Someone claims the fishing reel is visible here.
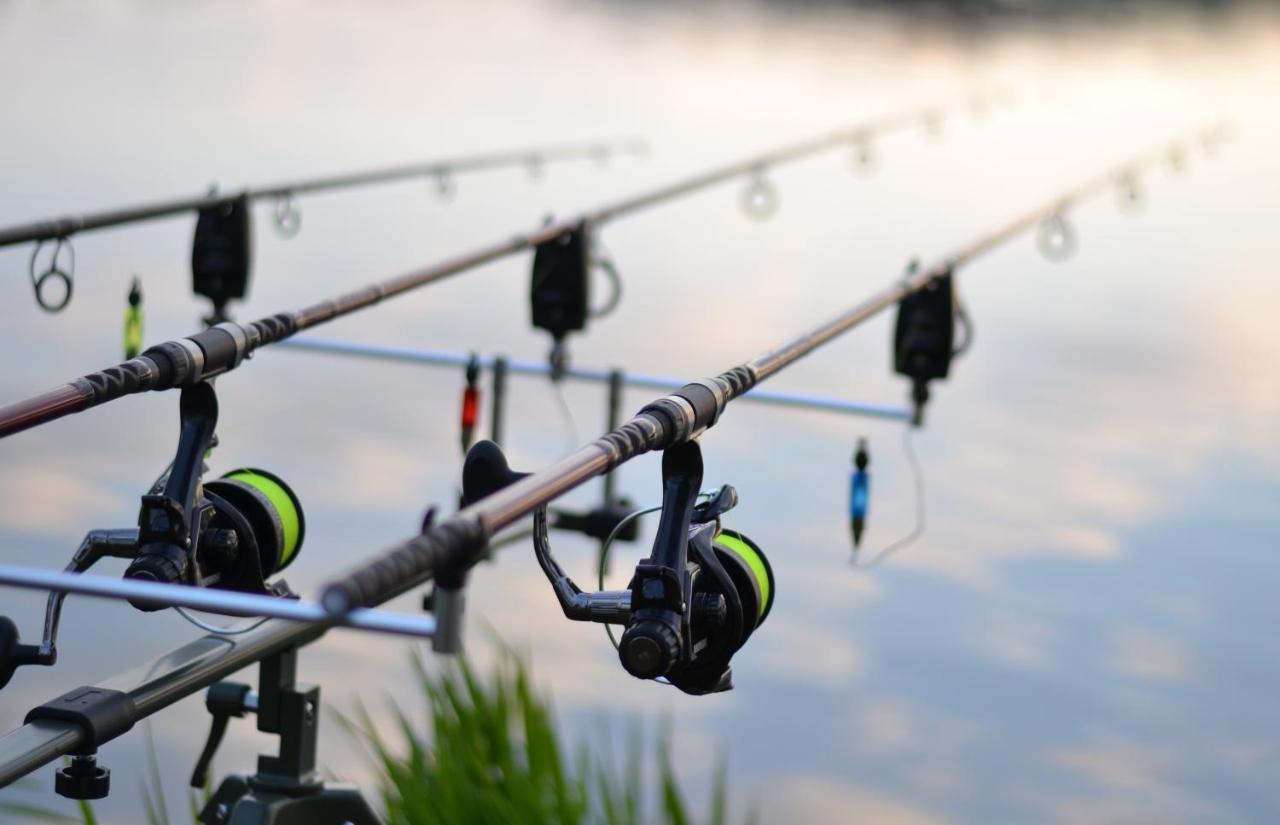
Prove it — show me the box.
[462,439,774,696]
[121,381,304,603]
[0,381,304,688]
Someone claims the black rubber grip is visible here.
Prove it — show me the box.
[713,365,756,398]
[320,518,486,612]
[78,359,161,404]
[673,382,720,429]
[141,341,197,389]
[248,313,297,349]
[636,399,684,444]
[188,327,238,374]
[595,414,666,470]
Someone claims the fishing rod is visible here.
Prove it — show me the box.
[0,98,992,441]
[526,98,996,374]
[277,336,913,422]
[4,137,646,316]
[312,123,1227,668]
[0,124,1224,814]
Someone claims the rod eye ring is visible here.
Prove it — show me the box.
[29,238,75,313]
[433,169,457,202]
[1036,213,1076,262]
[1115,174,1144,213]
[851,138,876,173]
[272,192,302,238]
[739,173,779,221]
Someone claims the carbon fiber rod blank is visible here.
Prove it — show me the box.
[0,138,646,248]
[317,126,1222,615]
[0,98,989,439]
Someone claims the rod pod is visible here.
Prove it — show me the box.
[194,648,381,825]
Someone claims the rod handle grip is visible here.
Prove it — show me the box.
[319,518,486,614]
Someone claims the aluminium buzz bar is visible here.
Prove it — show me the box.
[277,336,912,422]
[0,565,438,640]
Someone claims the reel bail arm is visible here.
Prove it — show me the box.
[461,441,633,625]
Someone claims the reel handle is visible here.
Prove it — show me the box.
[0,616,42,690]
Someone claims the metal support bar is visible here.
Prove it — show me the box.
[491,356,508,445]
[603,368,624,509]
[0,566,437,640]
[275,338,912,422]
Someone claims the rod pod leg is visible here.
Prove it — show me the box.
[197,648,381,825]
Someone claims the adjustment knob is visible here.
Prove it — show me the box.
[123,550,187,611]
[619,619,680,680]
[55,754,110,800]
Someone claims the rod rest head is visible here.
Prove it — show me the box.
[461,441,529,507]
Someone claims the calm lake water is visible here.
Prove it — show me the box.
[1,1,1278,822]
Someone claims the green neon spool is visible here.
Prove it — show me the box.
[219,468,305,572]
[713,529,775,625]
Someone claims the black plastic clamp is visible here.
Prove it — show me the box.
[24,685,138,753]
[25,685,138,800]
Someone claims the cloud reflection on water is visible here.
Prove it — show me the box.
[0,1,1277,823]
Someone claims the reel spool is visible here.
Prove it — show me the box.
[124,467,305,602]
[202,468,306,590]
[714,529,775,634]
